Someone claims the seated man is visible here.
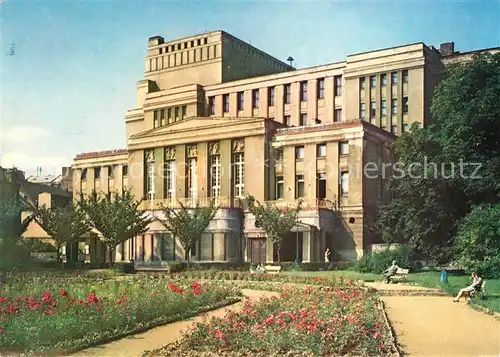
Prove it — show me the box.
[381,260,399,283]
[453,272,483,302]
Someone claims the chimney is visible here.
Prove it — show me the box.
[439,42,455,57]
[148,35,164,48]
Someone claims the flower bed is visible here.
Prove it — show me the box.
[146,285,395,356]
[0,276,241,355]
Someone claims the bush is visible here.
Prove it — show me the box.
[0,239,30,270]
[113,262,135,274]
[354,245,412,274]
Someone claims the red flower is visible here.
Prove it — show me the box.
[59,290,68,297]
[0,298,7,304]
[214,329,224,340]
[0,328,6,334]
[8,305,19,314]
[374,332,381,339]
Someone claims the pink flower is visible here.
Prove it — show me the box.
[0,298,7,304]
[374,332,381,339]
[215,329,224,340]
[0,328,6,334]
[59,290,68,297]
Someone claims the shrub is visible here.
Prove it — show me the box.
[354,245,411,274]
[0,239,30,270]
[113,262,135,274]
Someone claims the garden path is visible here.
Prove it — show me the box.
[72,289,278,357]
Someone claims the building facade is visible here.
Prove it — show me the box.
[72,31,498,264]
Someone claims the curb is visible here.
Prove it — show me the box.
[379,299,403,357]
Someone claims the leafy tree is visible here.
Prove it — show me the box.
[33,203,91,264]
[79,190,152,267]
[0,180,32,242]
[245,195,302,264]
[454,203,500,278]
[161,199,219,266]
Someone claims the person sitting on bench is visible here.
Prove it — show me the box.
[381,260,399,283]
[453,272,483,302]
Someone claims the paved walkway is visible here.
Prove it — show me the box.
[72,289,278,357]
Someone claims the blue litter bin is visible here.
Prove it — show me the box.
[441,269,448,283]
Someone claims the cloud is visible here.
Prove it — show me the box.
[1,151,71,174]
[0,125,51,144]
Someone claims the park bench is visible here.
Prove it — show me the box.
[264,265,282,275]
[467,280,487,302]
[389,268,410,283]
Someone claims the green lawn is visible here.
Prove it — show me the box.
[283,270,499,314]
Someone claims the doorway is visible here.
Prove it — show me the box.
[248,238,266,264]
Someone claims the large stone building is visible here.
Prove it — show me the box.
[72,31,499,265]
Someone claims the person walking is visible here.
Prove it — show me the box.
[324,248,331,263]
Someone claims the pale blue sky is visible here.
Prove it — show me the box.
[1,0,499,174]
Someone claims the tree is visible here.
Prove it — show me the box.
[245,195,301,264]
[79,190,152,267]
[33,203,91,264]
[0,179,32,242]
[161,199,219,266]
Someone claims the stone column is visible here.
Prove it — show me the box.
[175,144,186,199]
[220,139,232,198]
[154,147,164,200]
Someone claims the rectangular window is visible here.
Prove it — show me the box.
[317,173,327,200]
[295,174,305,198]
[391,125,398,135]
[164,160,176,199]
[370,101,376,118]
[233,153,245,197]
[360,103,366,120]
[237,92,244,111]
[94,167,101,180]
[299,113,307,126]
[284,115,291,126]
[317,143,326,157]
[391,99,397,115]
[275,176,284,200]
[403,96,409,114]
[381,100,387,117]
[360,77,366,89]
[167,108,172,122]
[145,163,155,199]
[284,84,291,104]
[210,155,221,198]
[160,109,166,126]
[335,76,343,96]
[153,110,159,128]
[403,70,409,83]
[340,171,349,196]
[268,87,275,106]
[252,89,260,109]
[339,141,349,155]
[122,165,128,176]
[370,75,376,88]
[223,94,229,113]
[300,81,308,101]
[391,72,398,85]
[175,107,179,119]
[108,166,114,178]
[182,105,187,118]
[402,123,409,133]
[295,146,304,160]
[317,78,325,99]
[209,96,215,115]
[334,108,342,122]
[381,74,387,87]
[275,148,284,163]
[187,158,197,200]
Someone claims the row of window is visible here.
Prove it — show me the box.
[275,171,349,200]
[208,76,343,115]
[158,37,208,54]
[81,165,128,181]
[360,97,408,120]
[153,105,188,128]
[283,141,349,161]
[359,70,409,89]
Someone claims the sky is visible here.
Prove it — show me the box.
[1,0,499,176]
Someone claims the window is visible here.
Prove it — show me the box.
[94,167,101,180]
[268,87,275,106]
[317,78,325,99]
[233,153,245,197]
[237,92,244,111]
[175,107,179,119]
[295,146,304,160]
[339,141,349,155]
[381,100,387,117]
[403,70,409,83]
[340,171,349,196]
[187,158,197,200]
[275,176,284,200]
[275,148,284,163]
[81,168,87,180]
[284,115,291,126]
[317,173,327,200]
[182,105,187,118]
[209,96,215,115]
[300,81,308,101]
[108,166,114,178]
[160,109,166,126]
[360,103,366,120]
[153,110,159,128]
[295,174,305,198]
[403,97,409,114]
[210,155,221,197]
[164,160,176,199]
[122,165,128,176]
[284,84,291,104]
[334,108,342,122]
[402,123,409,133]
[391,72,398,85]
[167,108,172,122]
[381,74,387,87]
[391,125,398,135]
[223,94,229,113]
[360,77,366,90]
[335,76,343,96]
[370,101,376,118]
[391,99,397,115]
[146,162,155,200]
[252,89,259,109]
[317,143,326,157]
[370,75,376,88]
[299,113,307,126]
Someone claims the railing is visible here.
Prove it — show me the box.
[263,198,339,210]
[138,196,244,211]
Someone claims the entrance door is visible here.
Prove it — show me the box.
[249,238,266,264]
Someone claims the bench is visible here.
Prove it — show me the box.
[389,268,410,283]
[264,265,282,274]
[467,281,487,302]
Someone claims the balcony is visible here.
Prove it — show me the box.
[138,196,244,211]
